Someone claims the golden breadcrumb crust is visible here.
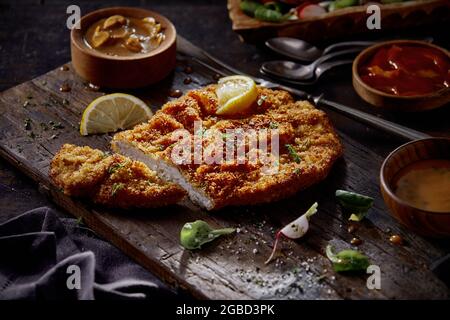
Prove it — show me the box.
[50,144,185,208]
[113,86,343,209]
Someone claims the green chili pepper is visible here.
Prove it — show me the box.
[254,6,284,22]
[335,190,373,221]
[334,0,359,9]
[326,245,370,272]
[263,1,283,13]
[240,0,291,22]
[381,0,404,4]
[180,220,235,250]
[240,1,264,17]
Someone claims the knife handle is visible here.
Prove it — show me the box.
[317,98,431,141]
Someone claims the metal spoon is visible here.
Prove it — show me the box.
[260,59,353,85]
[261,48,360,81]
[266,37,374,62]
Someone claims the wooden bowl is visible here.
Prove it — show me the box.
[380,137,450,237]
[71,7,176,89]
[352,40,450,112]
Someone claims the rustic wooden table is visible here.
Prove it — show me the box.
[0,0,449,299]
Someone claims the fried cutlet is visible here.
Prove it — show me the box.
[112,86,343,210]
[50,144,186,208]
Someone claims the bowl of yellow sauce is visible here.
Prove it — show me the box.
[380,138,450,237]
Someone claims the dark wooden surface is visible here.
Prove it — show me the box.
[0,0,449,299]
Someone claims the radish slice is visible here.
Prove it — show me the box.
[265,202,318,264]
[298,4,327,19]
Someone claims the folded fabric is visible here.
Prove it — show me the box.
[431,253,450,288]
[0,207,175,300]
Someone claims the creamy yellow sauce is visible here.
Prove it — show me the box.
[394,159,450,213]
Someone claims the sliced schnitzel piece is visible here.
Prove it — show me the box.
[112,86,343,210]
[50,144,185,208]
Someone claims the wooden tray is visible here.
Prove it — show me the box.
[228,0,450,43]
[0,48,448,299]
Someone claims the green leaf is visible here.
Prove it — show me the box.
[326,245,370,272]
[335,190,373,221]
[180,220,235,250]
[111,183,124,196]
[285,144,301,163]
[108,162,127,174]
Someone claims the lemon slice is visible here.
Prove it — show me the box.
[80,93,152,136]
[216,75,258,115]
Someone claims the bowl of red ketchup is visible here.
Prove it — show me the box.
[353,40,450,112]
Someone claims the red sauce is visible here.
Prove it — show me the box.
[359,44,450,96]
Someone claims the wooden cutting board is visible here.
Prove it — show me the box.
[0,51,448,299]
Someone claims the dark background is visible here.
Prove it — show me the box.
[0,1,448,222]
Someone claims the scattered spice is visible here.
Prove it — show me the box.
[347,224,358,234]
[389,234,403,245]
[183,77,192,85]
[49,134,58,140]
[169,89,182,98]
[285,144,301,163]
[59,83,71,92]
[183,66,193,74]
[24,118,31,130]
[62,99,69,106]
[85,83,100,92]
[350,237,362,246]
[40,122,49,130]
[51,122,64,130]
[23,100,30,107]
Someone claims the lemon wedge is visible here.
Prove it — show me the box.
[216,75,258,115]
[80,93,152,136]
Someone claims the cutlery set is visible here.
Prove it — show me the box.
[262,37,433,84]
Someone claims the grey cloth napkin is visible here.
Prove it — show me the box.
[0,207,174,300]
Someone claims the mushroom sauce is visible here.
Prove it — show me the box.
[84,15,165,56]
[393,159,450,213]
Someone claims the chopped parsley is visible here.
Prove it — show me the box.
[285,144,301,163]
[257,95,267,106]
[108,162,127,174]
[24,118,31,130]
[269,122,278,129]
[51,122,64,130]
[111,183,124,196]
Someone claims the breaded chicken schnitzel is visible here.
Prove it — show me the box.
[112,86,343,210]
[50,144,185,208]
